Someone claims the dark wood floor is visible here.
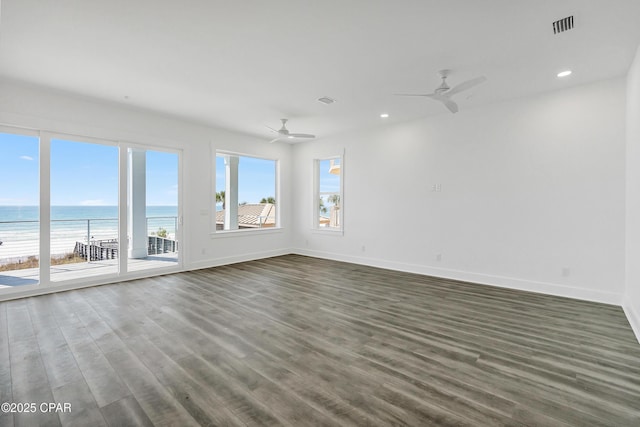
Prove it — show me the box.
[1,254,640,426]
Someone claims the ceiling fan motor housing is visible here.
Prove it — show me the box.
[435,73,450,94]
[279,118,289,133]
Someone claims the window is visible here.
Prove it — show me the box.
[50,138,119,281]
[1,125,182,295]
[128,148,180,273]
[315,157,342,231]
[0,130,40,287]
[215,153,277,231]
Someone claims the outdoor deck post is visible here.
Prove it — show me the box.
[86,219,91,261]
[128,148,147,258]
[224,155,239,230]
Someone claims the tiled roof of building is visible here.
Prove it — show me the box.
[216,203,276,228]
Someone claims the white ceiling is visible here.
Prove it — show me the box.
[1,1,640,142]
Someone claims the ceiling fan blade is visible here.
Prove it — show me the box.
[394,93,435,97]
[446,76,487,96]
[288,133,315,138]
[265,125,279,133]
[441,98,459,113]
[427,93,458,113]
[269,137,283,143]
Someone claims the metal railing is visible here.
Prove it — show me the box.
[146,216,179,238]
[0,216,178,265]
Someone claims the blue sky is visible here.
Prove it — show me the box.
[1,132,178,206]
[216,155,276,205]
[50,139,119,206]
[144,150,178,206]
[0,133,39,205]
[319,158,340,194]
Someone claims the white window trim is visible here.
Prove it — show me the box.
[209,227,284,238]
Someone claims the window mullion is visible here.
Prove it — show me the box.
[39,132,51,285]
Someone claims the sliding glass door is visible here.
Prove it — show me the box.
[127,148,180,273]
[0,130,40,289]
[0,126,182,296]
[50,138,119,282]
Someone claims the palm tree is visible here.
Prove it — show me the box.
[327,194,340,208]
[216,191,225,209]
[319,198,328,214]
[260,196,276,204]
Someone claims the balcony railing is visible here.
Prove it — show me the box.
[0,216,178,266]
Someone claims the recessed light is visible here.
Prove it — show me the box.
[557,70,572,78]
[380,113,389,118]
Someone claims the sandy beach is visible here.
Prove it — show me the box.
[0,235,82,264]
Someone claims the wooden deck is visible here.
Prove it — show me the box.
[1,254,639,426]
[0,254,178,289]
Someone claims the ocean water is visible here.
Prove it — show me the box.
[0,206,178,261]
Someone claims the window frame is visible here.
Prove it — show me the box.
[213,150,281,235]
[313,154,344,234]
[0,125,42,291]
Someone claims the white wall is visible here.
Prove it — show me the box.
[0,74,633,315]
[625,46,640,340]
[293,78,627,304]
[0,78,292,297]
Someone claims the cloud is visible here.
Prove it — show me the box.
[0,198,31,204]
[20,155,34,161]
[80,199,106,206]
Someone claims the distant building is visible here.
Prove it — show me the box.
[216,203,276,230]
[319,205,340,228]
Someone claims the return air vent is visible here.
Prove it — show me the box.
[553,16,574,34]
[317,96,336,105]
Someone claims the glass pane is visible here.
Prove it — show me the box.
[216,154,276,230]
[50,139,119,281]
[128,149,179,272]
[239,156,276,228]
[215,155,226,229]
[318,158,341,229]
[0,132,40,288]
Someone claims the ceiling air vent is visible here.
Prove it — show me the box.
[317,96,336,105]
[553,16,574,34]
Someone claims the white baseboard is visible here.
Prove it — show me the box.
[623,302,640,344]
[186,248,291,271]
[292,248,623,306]
[1,247,628,316]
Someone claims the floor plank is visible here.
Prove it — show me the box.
[1,254,639,426]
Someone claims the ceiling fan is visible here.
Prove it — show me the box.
[266,118,316,143]
[395,70,487,113]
